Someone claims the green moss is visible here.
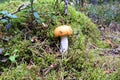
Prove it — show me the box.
[0,64,41,80]
[0,0,119,80]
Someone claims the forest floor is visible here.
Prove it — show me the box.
[0,0,120,80]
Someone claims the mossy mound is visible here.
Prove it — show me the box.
[0,0,119,80]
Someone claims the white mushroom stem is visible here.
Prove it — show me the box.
[60,36,68,53]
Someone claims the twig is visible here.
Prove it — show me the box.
[64,0,68,15]
[12,4,29,15]
[0,4,29,20]
[43,64,58,76]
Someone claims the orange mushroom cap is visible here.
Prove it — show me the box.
[54,25,73,37]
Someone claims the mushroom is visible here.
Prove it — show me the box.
[54,25,73,53]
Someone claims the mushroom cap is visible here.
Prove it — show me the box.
[54,25,73,37]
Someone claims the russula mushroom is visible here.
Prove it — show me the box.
[54,25,73,53]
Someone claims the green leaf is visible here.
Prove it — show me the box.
[0,19,8,23]
[0,11,9,15]
[33,12,40,19]
[4,52,10,56]
[13,49,18,53]
[36,19,41,24]
[9,56,16,62]
[6,14,18,18]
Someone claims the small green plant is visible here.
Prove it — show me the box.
[0,11,17,23]
[0,11,18,30]
[29,0,41,24]
[4,49,19,63]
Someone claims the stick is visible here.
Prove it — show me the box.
[43,64,58,76]
[64,0,68,15]
[0,4,29,20]
[12,4,29,15]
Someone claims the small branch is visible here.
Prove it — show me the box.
[0,4,29,20]
[43,64,58,76]
[12,4,29,15]
[64,0,68,15]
